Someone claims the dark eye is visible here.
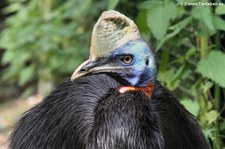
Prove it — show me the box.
[120,55,133,64]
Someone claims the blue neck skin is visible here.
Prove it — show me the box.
[110,39,156,87]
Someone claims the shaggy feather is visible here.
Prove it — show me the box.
[9,74,210,149]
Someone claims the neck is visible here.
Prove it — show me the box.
[117,82,154,97]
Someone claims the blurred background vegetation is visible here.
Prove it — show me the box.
[0,0,225,148]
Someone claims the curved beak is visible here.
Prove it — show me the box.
[70,59,91,81]
[70,59,127,81]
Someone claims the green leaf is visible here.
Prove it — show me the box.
[137,10,149,33]
[169,17,192,31]
[171,47,196,64]
[204,127,216,141]
[191,6,214,31]
[196,22,216,37]
[159,69,180,90]
[137,10,152,41]
[205,110,219,124]
[171,63,187,84]
[220,120,225,131]
[147,1,176,40]
[156,17,192,50]
[180,99,200,117]
[3,2,23,14]
[107,0,119,10]
[2,50,15,64]
[213,15,225,31]
[202,81,213,93]
[138,1,159,10]
[197,51,225,88]
[0,0,108,85]
[18,65,36,86]
[215,5,225,15]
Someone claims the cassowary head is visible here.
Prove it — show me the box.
[71,10,156,87]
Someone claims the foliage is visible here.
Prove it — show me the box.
[137,0,225,148]
[197,51,225,88]
[0,0,225,148]
[0,0,107,85]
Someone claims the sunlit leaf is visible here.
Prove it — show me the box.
[204,127,216,141]
[169,17,192,31]
[159,69,180,90]
[181,99,200,117]
[2,50,14,64]
[213,15,225,31]
[147,1,176,40]
[202,81,213,93]
[138,1,159,10]
[156,17,192,50]
[3,2,23,14]
[215,5,225,15]
[107,0,119,10]
[205,110,219,124]
[191,6,214,31]
[19,65,36,86]
[197,51,225,88]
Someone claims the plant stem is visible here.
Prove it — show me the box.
[200,37,208,59]
[159,49,169,73]
[198,35,209,125]
[214,84,221,149]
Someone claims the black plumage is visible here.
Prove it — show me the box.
[10,74,210,149]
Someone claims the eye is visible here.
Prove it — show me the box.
[120,55,133,64]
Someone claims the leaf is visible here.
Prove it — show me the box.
[197,51,225,88]
[107,0,119,10]
[171,47,196,64]
[156,17,192,50]
[159,69,180,90]
[204,127,216,141]
[138,1,159,10]
[18,65,36,86]
[220,120,225,131]
[196,22,216,37]
[171,63,187,85]
[205,110,219,124]
[2,50,15,64]
[202,81,213,93]
[168,17,192,31]
[213,15,225,31]
[180,99,200,117]
[3,2,23,14]
[137,10,149,33]
[147,1,176,40]
[191,6,214,31]
[215,5,225,15]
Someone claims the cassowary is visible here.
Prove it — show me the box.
[9,10,211,149]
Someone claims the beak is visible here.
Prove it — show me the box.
[70,59,127,81]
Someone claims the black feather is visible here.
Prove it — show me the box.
[9,74,211,149]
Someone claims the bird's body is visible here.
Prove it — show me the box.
[10,74,210,149]
[9,10,211,149]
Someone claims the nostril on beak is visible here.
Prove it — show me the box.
[80,68,88,72]
[145,59,149,66]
